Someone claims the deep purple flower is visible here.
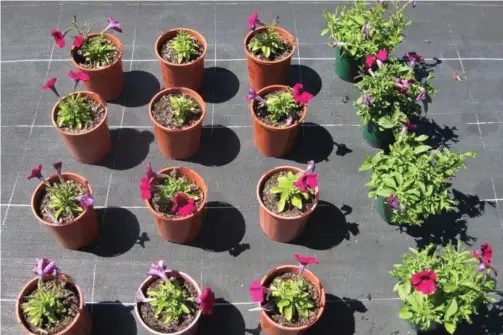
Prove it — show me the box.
[53,161,64,183]
[75,194,94,210]
[403,52,424,67]
[416,88,426,101]
[295,172,318,193]
[104,16,122,33]
[395,78,412,94]
[386,195,400,209]
[147,260,168,282]
[402,120,418,131]
[33,258,59,280]
[245,88,264,103]
[27,165,44,181]
[362,23,370,39]
[362,94,373,105]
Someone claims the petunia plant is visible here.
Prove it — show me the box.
[354,54,436,133]
[247,12,286,60]
[140,164,200,218]
[169,30,201,64]
[167,95,200,125]
[321,0,412,59]
[359,130,475,226]
[51,16,122,68]
[390,242,497,334]
[28,162,93,224]
[247,84,313,126]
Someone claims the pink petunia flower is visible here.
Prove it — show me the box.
[171,193,197,217]
[249,280,266,303]
[411,270,437,295]
[292,83,313,105]
[295,172,318,193]
[140,177,152,200]
[473,243,498,276]
[51,29,65,48]
[73,35,85,48]
[199,288,216,315]
[248,11,261,30]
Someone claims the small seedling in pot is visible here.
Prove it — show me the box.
[151,93,202,129]
[247,12,292,61]
[166,30,201,64]
[27,162,93,224]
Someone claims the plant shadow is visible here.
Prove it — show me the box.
[81,207,144,257]
[401,189,493,250]
[113,70,161,107]
[414,57,442,83]
[90,301,137,335]
[202,67,240,103]
[198,298,246,335]
[187,202,246,253]
[283,123,334,163]
[287,65,323,98]
[291,202,359,250]
[410,115,459,149]
[454,292,503,335]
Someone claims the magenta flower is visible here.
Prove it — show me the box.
[248,11,261,30]
[33,258,59,280]
[249,280,267,303]
[365,55,376,69]
[145,163,157,179]
[41,77,59,97]
[140,177,152,200]
[292,83,313,105]
[294,253,319,273]
[245,87,264,103]
[386,195,400,209]
[68,70,89,90]
[104,16,122,33]
[362,94,373,105]
[402,121,418,131]
[411,270,437,295]
[361,23,370,39]
[395,78,412,94]
[53,161,64,183]
[147,260,168,282]
[416,88,426,101]
[171,193,196,217]
[75,194,94,211]
[473,243,498,276]
[376,49,388,63]
[73,35,84,48]
[403,52,424,67]
[198,288,216,315]
[27,165,44,181]
[51,29,66,48]
[295,169,318,193]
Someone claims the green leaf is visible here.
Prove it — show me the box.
[414,145,431,154]
[399,307,412,319]
[269,186,283,194]
[291,195,303,209]
[277,300,290,308]
[284,305,293,321]
[277,192,287,212]
[383,177,397,189]
[415,135,428,142]
[445,322,456,334]
[445,299,458,319]
[375,188,394,197]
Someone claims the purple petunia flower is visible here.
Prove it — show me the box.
[362,94,373,105]
[75,194,94,210]
[245,88,264,103]
[104,17,122,33]
[386,195,400,209]
[33,258,59,280]
[147,260,168,282]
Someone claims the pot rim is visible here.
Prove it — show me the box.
[51,90,108,136]
[250,85,307,131]
[256,166,319,221]
[70,32,123,71]
[144,166,208,222]
[148,87,206,133]
[30,172,93,227]
[16,273,86,335]
[134,270,202,335]
[154,28,208,67]
[244,26,296,64]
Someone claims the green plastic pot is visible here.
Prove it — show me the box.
[361,121,395,150]
[334,47,363,83]
[376,197,395,225]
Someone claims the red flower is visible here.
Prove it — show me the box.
[365,55,376,68]
[295,172,318,192]
[171,193,196,217]
[411,270,437,295]
[27,165,43,180]
[473,243,497,276]
[249,280,266,303]
[140,177,152,200]
[41,77,57,90]
[199,288,216,315]
[51,29,65,48]
[292,83,313,105]
[73,35,84,48]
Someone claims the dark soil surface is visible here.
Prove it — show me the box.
[151,180,204,218]
[73,36,119,68]
[247,33,293,61]
[38,180,89,224]
[22,279,80,335]
[264,272,320,327]
[151,93,203,129]
[57,96,106,134]
[253,91,304,127]
[160,36,204,64]
[261,171,316,217]
[138,277,199,333]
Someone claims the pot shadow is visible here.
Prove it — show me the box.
[80,207,144,257]
[202,67,240,103]
[287,65,323,98]
[181,125,240,167]
[410,115,459,149]
[290,202,359,250]
[199,298,246,335]
[455,292,503,335]
[400,189,492,250]
[187,202,246,253]
[90,301,137,335]
[283,123,334,163]
[113,70,161,107]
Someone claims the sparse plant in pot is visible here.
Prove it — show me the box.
[28,162,98,249]
[248,254,325,335]
[140,163,207,243]
[354,53,436,149]
[42,71,111,164]
[321,0,412,82]
[257,161,319,242]
[390,242,498,334]
[149,87,205,159]
[51,15,124,100]
[155,28,207,93]
[244,12,296,90]
[359,130,475,226]
[135,260,215,335]
[16,258,92,335]
[247,83,313,157]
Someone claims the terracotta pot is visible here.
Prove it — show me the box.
[149,87,206,159]
[31,172,99,249]
[244,27,296,90]
[16,274,92,335]
[145,167,207,243]
[257,166,319,242]
[155,28,207,93]
[250,85,307,157]
[52,91,111,164]
[259,265,326,335]
[71,33,124,101]
[135,270,201,335]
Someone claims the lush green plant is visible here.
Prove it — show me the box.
[248,17,285,59]
[390,242,497,334]
[154,169,199,212]
[359,131,475,225]
[269,276,315,321]
[166,95,200,125]
[169,30,200,64]
[57,93,94,129]
[22,283,66,327]
[147,278,195,324]
[78,34,116,67]
[46,181,85,219]
[321,0,411,59]
[264,91,300,124]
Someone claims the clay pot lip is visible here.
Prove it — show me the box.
[144,166,208,222]
[134,270,202,335]
[70,32,123,71]
[51,90,108,136]
[148,87,206,133]
[257,165,319,221]
[250,85,307,131]
[244,26,296,64]
[259,264,326,331]
[154,28,208,67]
[16,273,85,335]
[30,172,93,227]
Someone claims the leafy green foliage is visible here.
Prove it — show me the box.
[248,19,285,59]
[169,31,200,64]
[168,95,199,125]
[354,57,436,132]
[390,242,497,333]
[263,91,300,124]
[21,283,66,327]
[156,170,199,212]
[269,277,315,322]
[269,172,309,212]
[359,132,475,225]
[47,181,85,220]
[56,93,93,129]
[78,34,116,68]
[147,278,195,324]
[321,0,411,59]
